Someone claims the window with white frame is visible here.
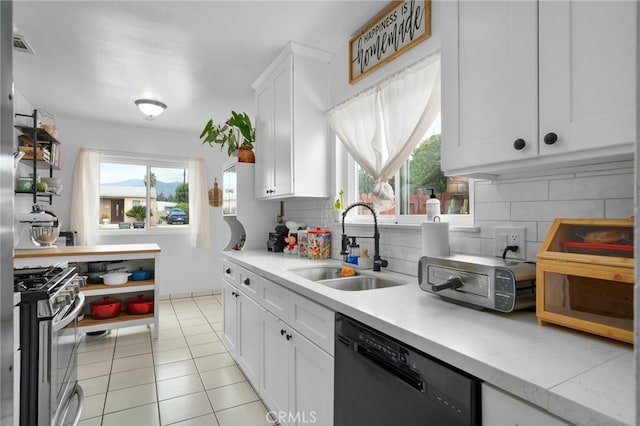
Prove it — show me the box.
[344,114,473,226]
[99,153,189,230]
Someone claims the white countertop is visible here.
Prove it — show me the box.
[222,250,634,426]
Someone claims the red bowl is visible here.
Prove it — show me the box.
[90,297,121,319]
[125,295,154,315]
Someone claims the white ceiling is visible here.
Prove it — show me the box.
[13,1,386,134]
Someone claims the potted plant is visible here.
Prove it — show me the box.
[125,205,152,228]
[200,111,256,163]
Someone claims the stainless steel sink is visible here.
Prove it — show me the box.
[318,275,407,291]
[289,266,357,281]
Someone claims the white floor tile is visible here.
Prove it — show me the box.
[179,317,209,328]
[115,332,151,347]
[111,353,154,373]
[157,373,205,401]
[154,347,192,365]
[104,382,157,414]
[207,381,258,412]
[211,322,223,333]
[78,348,114,365]
[153,358,197,382]
[176,310,205,320]
[80,393,106,420]
[169,413,219,426]
[158,319,182,330]
[159,392,213,425]
[79,375,109,396]
[78,416,102,426]
[155,328,185,341]
[182,324,214,336]
[216,401,273,426]
[185,332,219,347]
[114,341,152,358]
[194,353,236,373]
[108,366,156,391]
[152,336,188,352]
[78,360,111,381]
[101,402,160,426]
[77,338,116,354]
[200,365,245,390]
[189,341,227,358]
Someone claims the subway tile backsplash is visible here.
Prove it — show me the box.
[284,163,634,277]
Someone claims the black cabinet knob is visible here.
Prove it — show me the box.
[243,278,250,286]
[286,334,292,341]
[513,138,526,150]
[543,132,558,145]
[225,268,231,274]
[280,329,286,335]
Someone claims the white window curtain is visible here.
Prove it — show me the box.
[326,52,441,211]
[70,148,100,245]
[188,158,211,248]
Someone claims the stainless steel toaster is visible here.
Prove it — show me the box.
[418,254,536,313]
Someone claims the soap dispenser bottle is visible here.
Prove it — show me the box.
[426,189,441,222]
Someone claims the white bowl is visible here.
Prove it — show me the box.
[99,272,132,285]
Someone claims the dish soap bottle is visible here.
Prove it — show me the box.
[347,237,360,265]
[359,249,373,269]
[426,189,440,222]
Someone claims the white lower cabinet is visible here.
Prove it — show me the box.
[222,279,262,388]
[222,280,238,357]
[236,290,262,388]
[482,383,570,425]
[222,260,334,426]
[260,310,333,426]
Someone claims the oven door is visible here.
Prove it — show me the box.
[50,293,85,426]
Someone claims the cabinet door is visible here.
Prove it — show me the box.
[237,291,262,388]
[255,79,275,198]
[289,328,334,426]
[260,310,289,418]
[482,383,570,425]
[539,0,636,157]
[272,55,293,197]
[221,280,238,357]
[441,0,538,174]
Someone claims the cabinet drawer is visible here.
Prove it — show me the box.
[288,292,334,356]
[222,260,239,286]
[260,277,289,319]
[238,267,262,301]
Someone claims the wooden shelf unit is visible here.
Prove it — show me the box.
[14,244,161,338]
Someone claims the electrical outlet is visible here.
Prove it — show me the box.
[494,227,526,260]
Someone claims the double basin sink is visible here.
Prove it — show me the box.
[288,266,408,291]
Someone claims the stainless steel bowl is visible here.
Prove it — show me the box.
[29,225,60,247]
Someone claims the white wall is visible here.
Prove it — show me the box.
[14,91,231,295]
[281,0,635,278]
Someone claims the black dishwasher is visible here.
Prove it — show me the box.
[335,313,481,426]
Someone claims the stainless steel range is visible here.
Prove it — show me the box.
[14,266,85,426]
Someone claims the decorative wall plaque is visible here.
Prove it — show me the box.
[349,0,431,84]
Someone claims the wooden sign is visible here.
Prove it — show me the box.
[349,0,431,84]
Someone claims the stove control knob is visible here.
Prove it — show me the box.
[53,294,67,308]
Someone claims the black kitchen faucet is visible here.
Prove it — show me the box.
[340,202,388,272]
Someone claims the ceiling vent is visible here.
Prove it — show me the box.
[13,34,35,54]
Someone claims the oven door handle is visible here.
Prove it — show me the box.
[53,384,84,426]
[52,293,85,332]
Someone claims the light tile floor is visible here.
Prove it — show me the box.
[77,294,273,426]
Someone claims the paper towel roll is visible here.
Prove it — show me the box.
[421,222,450,257]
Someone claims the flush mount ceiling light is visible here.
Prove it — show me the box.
[135,99,167,120]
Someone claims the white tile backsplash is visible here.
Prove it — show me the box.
[284,168,633,276]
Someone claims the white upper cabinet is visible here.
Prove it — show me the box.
[442,0,636,177]
[252,42,331,199]
[538,1,636,157]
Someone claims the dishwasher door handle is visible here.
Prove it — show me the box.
[355,344,424,392]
